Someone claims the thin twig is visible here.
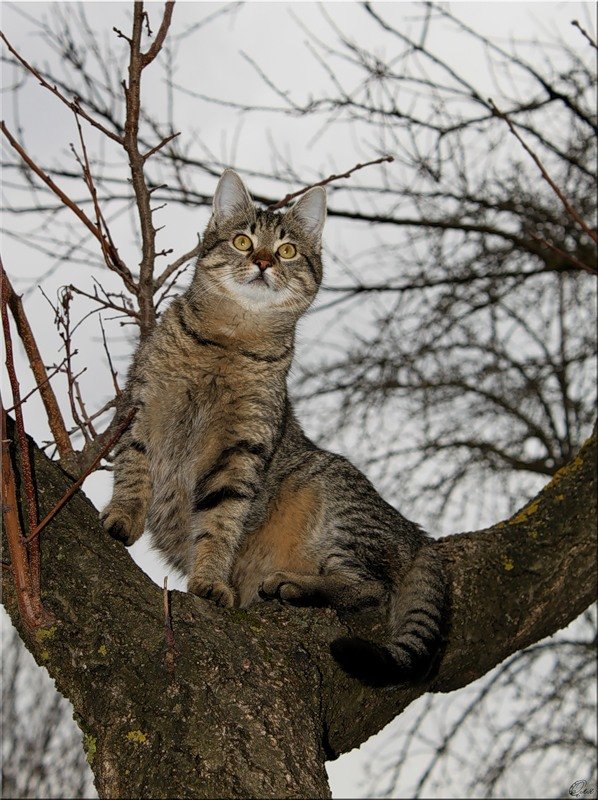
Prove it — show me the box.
[56,287,91,445]
[0,31,124,144]
[72,114,137,293]
[25,408,137,545]
[1,267,76,468]
[571,20,598,50]
[489,99,597,245]
[154,239,201,290]
[143,130,180,161]
[163,576,178,673]
[68,283,139,320]
[74,376,97,438]
[3,122,135,291]
[2,122,109,246]
[142,2,175,66]
[267,155,394,210]
[6,362,66,413]
[99,316,121,397]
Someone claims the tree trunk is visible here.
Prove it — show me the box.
[2,420,596,798]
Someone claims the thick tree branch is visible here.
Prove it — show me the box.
[2,421,595,797]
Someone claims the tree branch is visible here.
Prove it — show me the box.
[2,422,595,796]
[1,267,76,470]
[267,156,394,210]
[489,99,597,246]
[120,1,175,339]
[0,31,124,144]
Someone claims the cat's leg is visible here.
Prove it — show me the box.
[258,571,385,611]
[101,415,151,547]
[188,441,266,607]
[146,478,191,576]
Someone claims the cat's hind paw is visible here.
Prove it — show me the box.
[188,579,236,608]
[259,572,319,606]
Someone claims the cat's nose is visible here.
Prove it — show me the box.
[254,258,272,272]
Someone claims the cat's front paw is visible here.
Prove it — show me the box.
[100,504,144,547]
[259,572,309,605]
[188,578,236,608]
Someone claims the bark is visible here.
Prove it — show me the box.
[2,420,596,799]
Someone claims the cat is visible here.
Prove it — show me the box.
[101,169,447,687]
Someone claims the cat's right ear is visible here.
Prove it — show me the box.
[213,169,254,224]
[286,186,327,241]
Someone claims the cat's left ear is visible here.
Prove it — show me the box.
[213,169,254,223]
[287,187,327,240]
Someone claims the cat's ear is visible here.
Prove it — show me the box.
[213,169,254,223]
[287,187,327,240]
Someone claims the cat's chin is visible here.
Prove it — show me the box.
[226,277,290,311]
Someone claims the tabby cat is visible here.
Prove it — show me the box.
[101,169,447,687]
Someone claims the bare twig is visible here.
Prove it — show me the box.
[6,362,66,413]
[154,239,201,290]
[74,376,97,439]
[2,122,137,291]
[53,287,91,445]
[1,267,76,469]
[143,130,180,161]
[113,26,132,45]
[142,2,175,66]
[0,31,124,144]
[68,283,139,320]
[163,576,178,673]
[267,155,394,210]
[571,20,598,50]
[120,2,175,338]
[489,99,597,245]
[25,407,137,545]
[99,316,121,397]
[71,114,137,293]
[2,122,105,248]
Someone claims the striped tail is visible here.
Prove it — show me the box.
[330,542,447,687]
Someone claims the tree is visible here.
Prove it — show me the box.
[1,620,95,799]
[2,2,596,797]
[2,411,596,798]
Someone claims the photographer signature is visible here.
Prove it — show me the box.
[569,780,597,797]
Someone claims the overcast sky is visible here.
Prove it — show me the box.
[1,1,595,797]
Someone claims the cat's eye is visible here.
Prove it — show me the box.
[277,243,297,259]
[233,234,252,252]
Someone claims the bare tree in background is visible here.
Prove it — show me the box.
[1,2,596,798]
[1,618,96,799]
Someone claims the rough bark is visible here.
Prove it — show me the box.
[2,421,596,799]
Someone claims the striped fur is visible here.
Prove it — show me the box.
[101,170,447,687]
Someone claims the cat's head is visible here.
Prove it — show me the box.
[196,169,326,317]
